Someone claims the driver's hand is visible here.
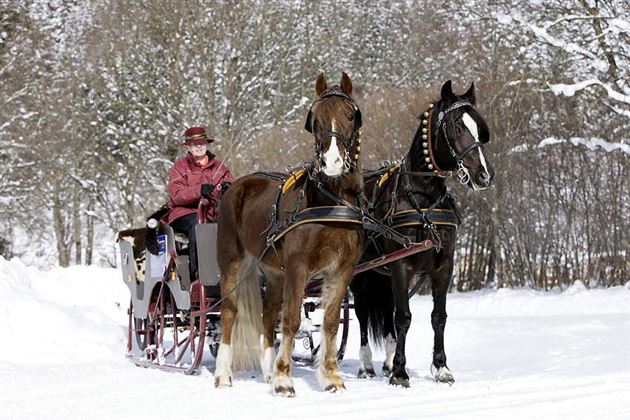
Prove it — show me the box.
[200,183,214,198]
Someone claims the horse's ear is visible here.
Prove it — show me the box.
[340,72,353,96]
[441,80,454,101]
[463,82,476,105]
[316,73,327,96]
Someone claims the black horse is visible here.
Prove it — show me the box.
[350,80,494,387]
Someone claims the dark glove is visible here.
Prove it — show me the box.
[144,206,166,255]
[145,226,160,255]
[200,183,214,198]
[146,205,169,224]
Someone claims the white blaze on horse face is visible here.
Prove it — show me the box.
[321,119,344,177]
[462,112,490,181]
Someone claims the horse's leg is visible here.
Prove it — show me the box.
[351,275,376,378]
[381,305,396,377]
[261,270,284,384]
[272,262,306,397]
[317,265,353,392]
[431,262,455,384]
[214,259,240,388]
[389,261,413,387]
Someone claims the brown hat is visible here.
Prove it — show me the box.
[182,127,214,145]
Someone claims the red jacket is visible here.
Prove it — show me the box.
[166,152,235,224]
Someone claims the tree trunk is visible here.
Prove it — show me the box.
[86,200,94,266]
[73,184,82,265]
[52,186,70,267]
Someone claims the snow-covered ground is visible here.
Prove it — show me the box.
[1,256,629,420]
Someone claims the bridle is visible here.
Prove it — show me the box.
[305,86,363,175]
[420,99,486,185]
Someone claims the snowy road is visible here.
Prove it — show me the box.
[1,258,629,419]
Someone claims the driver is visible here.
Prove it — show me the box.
[165,126,235,279]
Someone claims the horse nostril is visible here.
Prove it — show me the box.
[334,157,342,166]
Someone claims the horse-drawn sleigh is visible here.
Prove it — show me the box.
[117,73,493,395]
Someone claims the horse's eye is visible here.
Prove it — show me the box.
[348,114,354,121]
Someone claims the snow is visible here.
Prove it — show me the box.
[549,79,630,104]
[609,18,630,34]
[1,256,629,419]
[508,136,630,156]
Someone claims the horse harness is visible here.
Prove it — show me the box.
[365,102,479,248]
[366,161,460,250]
[254,166,415,269]
[365,98,488,246]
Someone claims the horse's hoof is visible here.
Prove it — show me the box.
[274,385,296,397]
[357,367,376,379]
[389,373,410,388]
[382,364,392,377]
[325,383,346,393]
[434,366,455,385]
[214,375,232,388]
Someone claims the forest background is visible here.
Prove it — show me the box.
[1,0,628,291]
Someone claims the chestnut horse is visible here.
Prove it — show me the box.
[214,73,364,396]
[350,81,494,387]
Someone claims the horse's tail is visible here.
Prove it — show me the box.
[231,257,263,371]
[351,271,394,347]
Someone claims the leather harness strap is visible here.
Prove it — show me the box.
[258,170,414,250]
[390,208,459,229]
[271,206,363,242]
